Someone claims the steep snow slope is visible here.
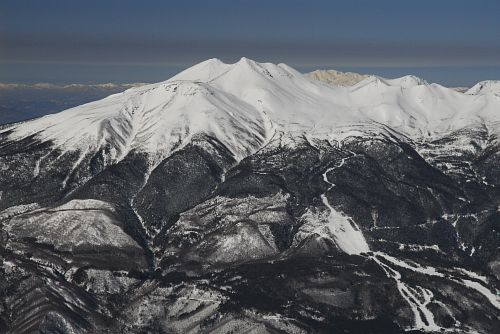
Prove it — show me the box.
[2,80,270,164]
[2,57,499,166]
[466,80,500,96]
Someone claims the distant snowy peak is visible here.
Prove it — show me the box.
[307,69,369,86]
[167,58,230,82]
[169,57,301,84]
[385,75,429,88]
[466,80,500,96]
[308,69,428,89]
[354,74,428,90]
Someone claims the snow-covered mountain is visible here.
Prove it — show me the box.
[1,58,499,334]
[3,57,499,165]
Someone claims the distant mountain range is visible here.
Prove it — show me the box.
[0,58,499,333]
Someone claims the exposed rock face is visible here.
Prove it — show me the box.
[307,69,370,86]
[1,58,499,333]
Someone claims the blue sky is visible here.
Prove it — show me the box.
[1,0,500,85]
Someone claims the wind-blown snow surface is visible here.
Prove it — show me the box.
[2,57,499,167]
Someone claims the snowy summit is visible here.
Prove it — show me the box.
[3,57,500,165]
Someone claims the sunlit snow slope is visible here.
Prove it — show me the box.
[2,57,499,165]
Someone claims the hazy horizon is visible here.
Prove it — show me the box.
[2,62,500,87]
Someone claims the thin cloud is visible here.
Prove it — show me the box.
[2,34,500,67]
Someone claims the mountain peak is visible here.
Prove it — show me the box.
[466,80,500,95]
[168,58,230,82]
[237,56,253,64]
[386,75,428,88]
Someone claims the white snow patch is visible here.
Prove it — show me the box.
[300,159,370,255]
[461,279,500,310]
[6,199,142,254]
[372,255,441,331]
[375,252,444,277]
[320,195,369,255]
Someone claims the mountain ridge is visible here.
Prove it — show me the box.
[2,57,499,166]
